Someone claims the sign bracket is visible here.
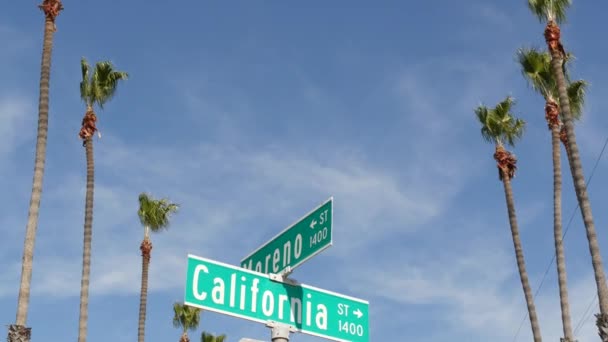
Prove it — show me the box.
[266,321,297,342]
[268,267,299,286]
[280,266,293,277]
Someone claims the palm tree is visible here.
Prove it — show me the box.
[138,193,179,342]
[201,332,227,342]
[8,2,63,342]
[517,47,588,342]
[475,96,542,342]
[77,58,128,342]
[528,1,608,337]
[173,303,202,342]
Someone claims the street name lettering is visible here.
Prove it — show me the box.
[241,198,333,274]
[191,263,328,328]
[185,255,369,341]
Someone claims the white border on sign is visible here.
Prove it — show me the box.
[184,252,370,342]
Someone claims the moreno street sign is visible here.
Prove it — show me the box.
[185,254,370,342]
[241,197,333,275]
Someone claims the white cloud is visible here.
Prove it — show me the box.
[0,95,33,158]
[338,229,601,342]
[0,49,490,304]
[0,124,470,299]
[1,253,183,298]
[534,275,599,341]
[516,199,548,229]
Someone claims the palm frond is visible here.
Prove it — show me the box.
[516,47,554,99]
[138,193,179,232]
[474,104,497,144]
[79,58,128,110]
[566,79,588,121]
[80,57,91,104]
[528,0,572,23]
[172,303,183,329]
[91,61,129,109]
[562,52,575,83]
[201,332,227,342]
[173,302,201,332]
[504,118,526,147]
[493,96,515,118]
[475,96,526,148]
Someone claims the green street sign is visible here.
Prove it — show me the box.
[241,198,333,275]
[185,254,370,342]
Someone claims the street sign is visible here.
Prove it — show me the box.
[241,198,333,275]
[185,254,370,342]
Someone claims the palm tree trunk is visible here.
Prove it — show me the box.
[501,168,542,342]
[78,136,95,342]
[138,238,153,342]
[550,121,574,341]
[545,21,608,338]
[560,127,570,160]
[179,331,190,342]
[9,11,58,342]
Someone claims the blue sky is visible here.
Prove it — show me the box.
[2,1,608,341]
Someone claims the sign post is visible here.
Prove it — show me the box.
[267,321,295,342]
[241,198,333,276]
[185,254,369,342]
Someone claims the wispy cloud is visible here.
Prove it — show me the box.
[340,230,600,341]
[2,43,500,304]
[0,120,469,298]
[0,95,33,159]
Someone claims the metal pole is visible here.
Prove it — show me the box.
[266,273,298,342]
[270,324,291,342]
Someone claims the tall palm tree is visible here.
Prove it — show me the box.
[173,303,202,342]
[138,193,179,342]
[475,96,542,342]
[8,2,63,341]
[517,47,588,342]
[77,58,128,342]
[528,1,608,337]
[201,332,227,342]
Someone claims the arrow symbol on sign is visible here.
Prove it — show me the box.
[354,309,363,319]
[309,219,318,229]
